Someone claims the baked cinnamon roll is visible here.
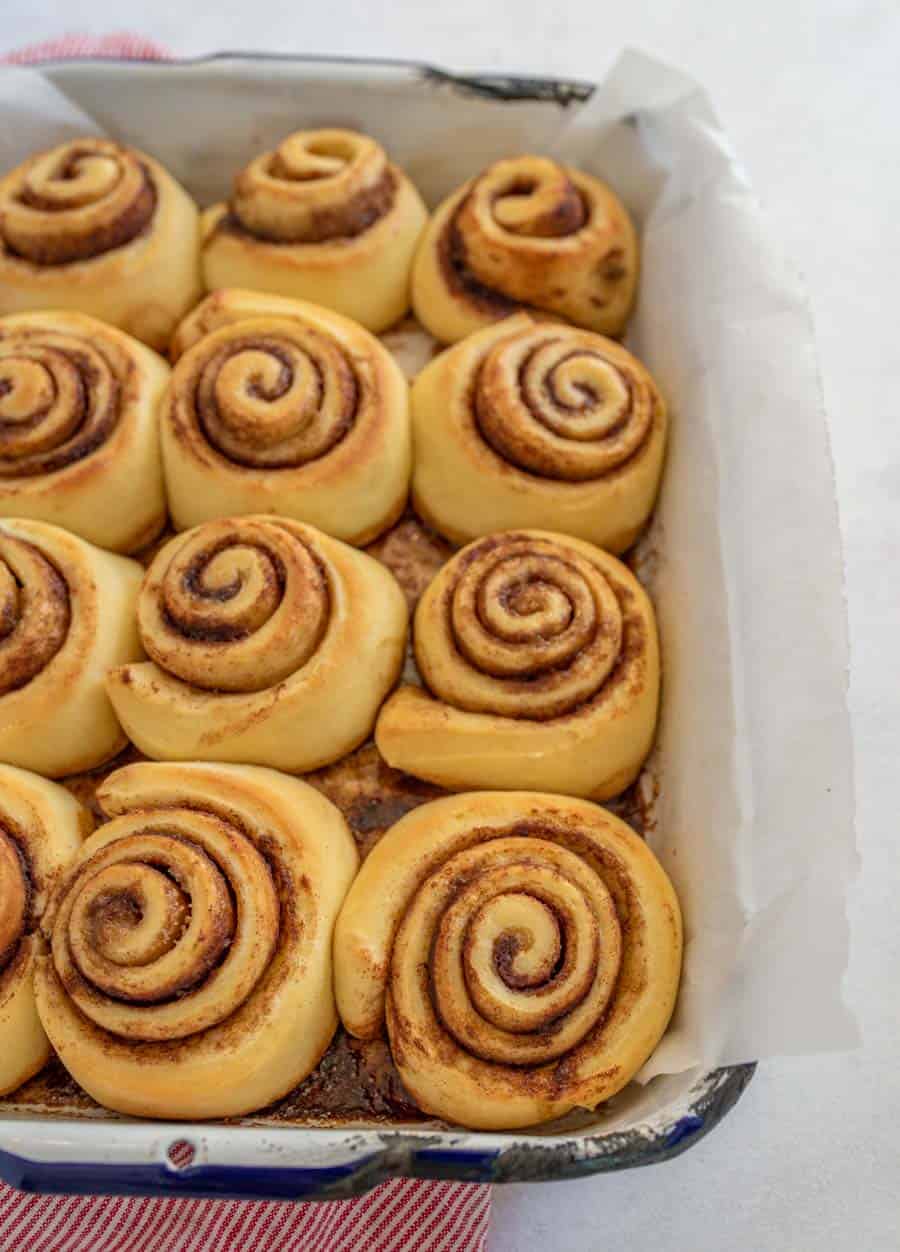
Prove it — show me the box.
[107,516,408,773]
[411,155,637,343]
[164,289,411,545]
[411,314,666,553]
[34,761,358,1119]
[335,791,682,1129]
[0,519,143,777]
[201,129,428,332]
[376,530,659,799]
[0,138,201,350]
[0,765,90,1096]
[0,312,168,552]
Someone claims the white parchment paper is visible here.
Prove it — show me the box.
[0,48,858,1078]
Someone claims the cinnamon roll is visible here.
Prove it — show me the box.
[34,761,358,1119]
[335,791,682,1130]
[0,519,143,777]
[411,314,666,553]
[201,129,428,333]
[0,765,90,1096]
[164,289,411,545]
[0,312,168,552]
[0,138,202,351]
[411,155,637,344]
[106,516,408,772]
[376,530,659,800]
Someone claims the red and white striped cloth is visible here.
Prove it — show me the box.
[2,33,171,65]
[0,1176,492,1252]
[0,32,493,1251]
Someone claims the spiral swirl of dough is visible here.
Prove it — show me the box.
[0,140,154,265]
[107,515,408,773]
[201,130,428,332]
[164,289,411,544]
[411,155,638,344]
[34,761,358,1120]
[417,533,623,720]
[0,138,201,350]
[182,318,359,470]
[376,529,659,800]
[232,130,395,243]
[0,764,89,1097]
[0,520,142,777]
[0,312,168,551]
[335,792,682,1130]
[411,314,666,553]
[0,531,69,694]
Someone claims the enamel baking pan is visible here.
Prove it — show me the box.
[0,52,754,1199]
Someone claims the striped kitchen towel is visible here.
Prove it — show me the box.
[0,1175,492,1252]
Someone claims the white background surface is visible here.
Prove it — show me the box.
[4,3,899,1249]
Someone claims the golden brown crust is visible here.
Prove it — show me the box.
[201,130,428,333]
[106,516,409,773]
[334,791,682,1129]
[0,764,89,1096]
[163,290,412,545]
[0,520,143,777]
[1,142,155,265]
[0,312,168,552]
[231,144,395,244]
[0,139,202,351]
[33,761,359,1120]
[410,314,667,553]
[0,534,69,692]
[411,157,638,344]
[376,529,659,800]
